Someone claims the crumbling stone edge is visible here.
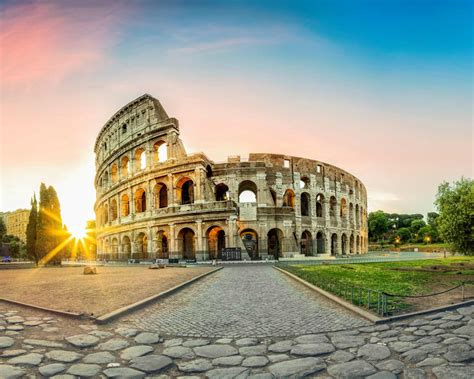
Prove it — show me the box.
[95,266,223,324]
[0,297,84,319]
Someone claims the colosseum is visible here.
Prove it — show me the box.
[94,94,368,261]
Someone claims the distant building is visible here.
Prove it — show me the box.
[1,209,30,242]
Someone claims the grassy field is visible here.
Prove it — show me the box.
[284,257,474,314]
[369,242,450,252]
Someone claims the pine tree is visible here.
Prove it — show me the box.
[48,185,66,264]
[26,194,38,264]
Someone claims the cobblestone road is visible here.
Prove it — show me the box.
[120,265,370,337]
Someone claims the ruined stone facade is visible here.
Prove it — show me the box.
[94,94,368,261]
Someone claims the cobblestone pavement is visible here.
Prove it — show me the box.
[0,304,473,378]
[121,266,370,337]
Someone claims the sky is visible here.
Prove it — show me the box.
[1,0,472,234]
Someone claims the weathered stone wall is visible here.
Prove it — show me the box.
[94,94,368,261]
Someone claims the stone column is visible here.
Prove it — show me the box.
[325,235,332,256]
[228,216,237,247]
[168,174,176,206]
[169,223,177,258]
[195,220,204,260]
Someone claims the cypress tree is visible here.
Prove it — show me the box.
[26,194,38,264]
[35,183,50,263]
[48,185,66,264]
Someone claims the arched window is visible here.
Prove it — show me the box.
[238,180,257,203]
[177,178,194,205]
[178,228,195,259]
[341,234,348,255]
[110,199,117,220]
[121,156,130,177]
[316,194,324,217]
[270,189,277,205]
[111,164,118,183]
[153,183,168,208]
[135,148,146,171]
[283,189,295,208]
[316,231,325,254]
[206,165,213,178]
[136,232,148,259]
[153,141,167,163]
[340,198,347,218]
[121,194,130,216]
[103,203,109,223]
[103,171,109,187]
[300,176,310,189]
[301,231,313,256]
[330,196,337,217]
[207,226,225,260]
[156,230,169,259]
[135,188,146,213]
[122,236,131,259]
[267,229,283,259]
[301,192,310,216]
[331,233,338,256]
[215,183,229,201]
[111,238,118,260]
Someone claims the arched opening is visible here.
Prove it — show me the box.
[153,183,168,208]
[316,231,325,254]
[121,156,130,177]
[301,192,310,216]
[300,176,310,189]
[240,229,259,260]
[122,236,131,259]
[316,194,324,217]
[111,164,118,183]
[135,232,148,259]
[135,148,146,171]
[349,203,354,224]
[355,205,360,226]
[215,183,229,201]
[270,189,277,205]
[340,198,347,218]
[206,165,213,178]
[341,234,348,255]
[350,234,355,254]
[267,228,283,259]
[356,235,360,254]
[104,240,110,260]
[103,171,109,187]
[207,226,225,260]
[301,231,313,256]
[153,141,167,163]
[103,203,109,224]
[238,180,257,203]
[283,189,295,208]
[134,188,146,213]
[177,178,194,205]
[178,228,195,259]
[156,230,169,259]
[121,194,130,216]
[110,199,117,220]
[331,233,338,256]
[330,196,337,217]
[111,238,118,260]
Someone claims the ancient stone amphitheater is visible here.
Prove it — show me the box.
[94,94,368,261]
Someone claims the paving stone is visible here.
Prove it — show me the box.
[290,343,335,356]
[328,350,355,363]
[457,305,474,316]
[182,338,210,347]
[327,359,377,378]
[267,354,289,363]
[0,364,26,379]
[400,349,428,363]
[331,335,366,349]
[65,334,99,348]
[7,325,24,331]
[98,338,130,351]
[375,359,405,374]
[215,338,232,344]
[403,368,427,379]
[247,374,273,379]
[23,320,43,326]
[416,357,447,367]
[242,356,269,367]
[66,363,102,377]
[1,349,26,358]
[39,363,66,377]
[357,343,391,361]
[43,327,60,333]
[163,338,183,347]
[417,336,442,344]
[115,327,138,337]
[453,325,474,336]
[239,345,267,356]
[388,341,418,353]
[177,358,213,372]
[367,371,397,379]
[268,357,326,377]
[6,316,24,324]
[419,342,445,353]
[378,330,400,338]
[439,321,464,329]
[443,343,474,362]
[162,346,195,359]
[88,330,113,338]
[442,314,464,321]
[195,344,238,358]
[235,337,258,346]
[294,334,330,344]
[429,329,445,336]
[7,352,43,366]
[120,345,154,360]
[399,335,418,342]
[443,336,467,344]
[410,319,429,327]
[45,350,83,363]
[205,367,248,378]
[134,332,160,344]
[83,351,116,364]
[268,340,294,353]
[130,354,174,373]
[432,365,474,379]
[413,330,427,336]
[212,355,244,366]
[0,336,15,348]
[5,331,19,336]
[103,367,146,378]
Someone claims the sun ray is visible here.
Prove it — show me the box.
[39,235,74,266]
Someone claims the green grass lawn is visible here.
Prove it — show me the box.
[283,257,474,315]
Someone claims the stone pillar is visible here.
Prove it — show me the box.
[168,174,176,206]
[169,223,177,258]
[147,227,154,259]
[325,235,332,256]
[228,216,237,247]
[195,220,204,260]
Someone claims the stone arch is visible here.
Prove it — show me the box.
[121,194,130,216]
[121,156,130,177]
[111,237,118,260]
[135,232,148,259]
[134,188,147,213]
[301,230,313,256]
[330,196,337,217]
[178,227,195,259]
[97,205,103,226]
[340,198,347,218]
[153,140,167,163]
[111,164,118,183]
[349,202,354,223]
[176,177,194,205]
[104,239,110,260]
[341,233,348,255]
[267,228,283,259]
[240,229,259,260]
[316,231,325,254]
[350,234,355,254]
[135,147,146,171]
[356,235,360,254]
[331,233,338,256]
[355,204,360,226]
[283,189,295,208]
[156,230,169,259]
[238,180,257,203]
[269,188,277,205]
[215,183,229,201]
[110,199,117,220]
[300,176,310,189]
[316,194,324,217]
[206,165,213,178]
[153,183,168,208]
[207,226,226,260]
[122,235,131,259]
[103,203,109,224]
[301,192,310,216]
[103,171,109,187]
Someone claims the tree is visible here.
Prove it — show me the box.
[0,217,6,240]
[427,212,439,228]
[435,178,474,255]
[26,194,39,264]
[410,219,426,241]
[368,211,389,242]
[418,225,438,243]
[397,227,411,243]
